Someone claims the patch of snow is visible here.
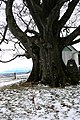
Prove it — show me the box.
[0,73,30,87]
[0,83,80,120]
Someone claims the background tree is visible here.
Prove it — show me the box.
[0,0,80,87]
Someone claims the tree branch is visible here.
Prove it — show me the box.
[25,29,39,36]
[0,54,27,63]
[25,0,43,33]
[46,0,66,31]
[0,0,7,4]
[6,0,33,57]
[59,0,79,30]
[0,24,8,44]
[68,38,80,46]
[62,25,80,46]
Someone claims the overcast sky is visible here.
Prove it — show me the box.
[0,57,33,73]
[73,43,80,51]
[0,41,33,73]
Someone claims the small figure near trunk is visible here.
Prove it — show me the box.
[13,72,16,80]
[67,58,79,85]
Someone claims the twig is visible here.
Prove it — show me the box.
[0,54,26,63]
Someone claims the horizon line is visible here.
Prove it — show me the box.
[0,68,32,74]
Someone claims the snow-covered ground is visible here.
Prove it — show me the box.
[0,75,80,120]
[0,73,30,88]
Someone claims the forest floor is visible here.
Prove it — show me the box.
[0,74,80,120]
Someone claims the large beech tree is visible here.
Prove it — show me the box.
[3,0,80,87]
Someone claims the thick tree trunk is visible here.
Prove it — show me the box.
[27,31,67,87]
[26,28,68,87]
[40,45,56,87]
[39,42,66,87]
[25,41,67,87]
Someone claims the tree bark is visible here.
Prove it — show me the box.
[39,35,67,87]
[27,55,40,82]
[26,29,68,87]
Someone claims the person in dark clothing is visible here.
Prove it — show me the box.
[67,58,79,85]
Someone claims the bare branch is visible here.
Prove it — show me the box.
[6,0,33,57]
[18,42,27,51]
[62,25,80,46]
[68,38,80,46]
[25,0,43,33]
[0,24,8,44]
[64,26,77,29]
[0,54,26,63]
[47,0,64,28]
[0,0,7,4]
[59,0,79,30]
[25,29,39,36]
